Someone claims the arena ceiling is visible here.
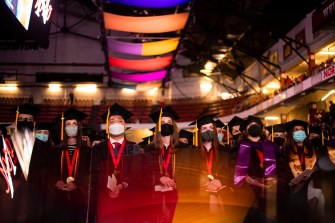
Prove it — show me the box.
[0,0,325,86]
[66,0,325,85]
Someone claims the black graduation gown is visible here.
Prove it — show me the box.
[0,136,21,223]
[48,144,91,223]
[15,139,52,223]
[90,139,143,223]
[280,145,319,223]
[181,146,247,222]
[141,143,198,223]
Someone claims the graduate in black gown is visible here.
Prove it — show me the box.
[0,123,17,223]
[8,103,44,223]
[49,107,91,223]
[187,113,243,222]
[264,123,289,222]
[214,119,227,151]
[143,105,196,223]
[90,103,142,223]
[233,116,280,223]
[26,122,54,223]
[282,119,324,223]
[178,129,193,148]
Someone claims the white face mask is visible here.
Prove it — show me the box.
[109,123,125,135]
[65,125,78,137]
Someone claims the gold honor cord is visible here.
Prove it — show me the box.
[106,107,110,138]
[158,108,163,132]
[271,126,274,142]
[322,131,324,146]
[195,120,198,147]
[227,125,229,145]
[60,151,64,180]
[15,106,19,132]
[61,112,64,141]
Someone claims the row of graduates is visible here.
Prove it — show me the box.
[0,103,335,223]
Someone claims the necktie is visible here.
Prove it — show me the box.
[113,142,120,155]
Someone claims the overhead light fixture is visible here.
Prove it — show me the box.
[204,61,217,71]
[319,51,335,55]
[75,84,97,93]
[121,88,136,95]
[265,82,280,89]
[265,116,279,120]
[0,83,18,91]
[212,54,225,61]
[48,83,61,92]
[321,89,335,101]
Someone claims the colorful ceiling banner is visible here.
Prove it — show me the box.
[111,70,167,82]
[109,55,173,70]
[105,0,191,8]
[104,12,189,33]
[108,38,180,56]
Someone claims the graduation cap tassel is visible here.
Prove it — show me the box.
[227,125,230,145]
[158,108,163,133]
[15,106,19,132]
[195,120,198,147]
[106,107,110,138]
[61,112,64,141]
[271,125,274,142]
[148,137,150,145]
[322,131,324,146]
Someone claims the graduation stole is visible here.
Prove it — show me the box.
[288,145,316,178]
[204,148,214,180]
[234,140,276,187]
[328,146,335,165]
[159,145,175,178]
[61,147,79,183]
[108,139,126,176]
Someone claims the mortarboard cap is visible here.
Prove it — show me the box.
[240,115,263,132]
[35,122,53,131]
[214,119,225,128]
[149,105,180,123]
[284,119,308,132]
[149,106,179,133]
[101,103,133,121]
[0,124,11,136]
[227,116,244,133]
[0,123,11,131]
[189,113,218,127]
[265,124,286,133]
[141,135,154,145]
[58,107,88,121]
[179,129,193,139]
[308,125,322,135]
[11,103,40,117]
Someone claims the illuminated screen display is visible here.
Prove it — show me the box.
[5,0,34,30]
[1,0,53,48]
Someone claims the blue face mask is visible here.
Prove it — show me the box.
[293,130,306,143]
[36,133,48,142]
[218,134,223,143]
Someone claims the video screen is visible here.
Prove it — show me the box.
[5,0,34,30]
[1,0,54,48]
